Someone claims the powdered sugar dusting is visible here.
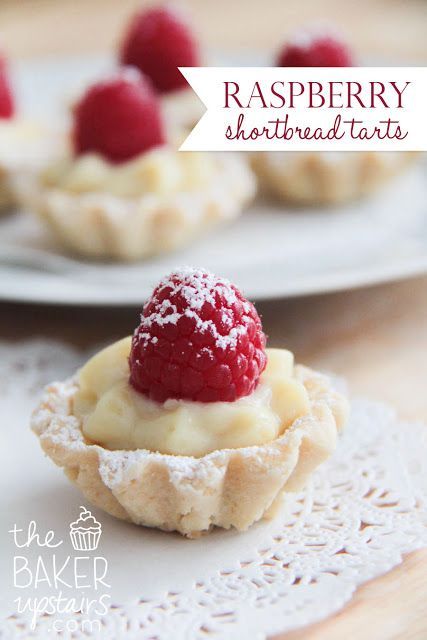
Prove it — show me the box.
[136,267,251,350]
[151,266,238,312]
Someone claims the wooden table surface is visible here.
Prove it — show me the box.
[1,1,426,638]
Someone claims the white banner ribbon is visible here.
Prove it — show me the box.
[179,67,427,151]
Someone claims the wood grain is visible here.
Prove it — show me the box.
[0,0,426,637]
[282,548,427,640]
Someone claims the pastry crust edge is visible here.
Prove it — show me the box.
[251,151,418,205]
[31,364,348,537]
[26,154,256,260]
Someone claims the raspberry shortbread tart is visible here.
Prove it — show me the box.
[32,268,348,537]
[252,27,415,206]
[28,71,254,260]
[120,6,204,130]
[0,52,61,212]
[0,53,15,209]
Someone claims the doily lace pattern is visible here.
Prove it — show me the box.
[1,340,427,639]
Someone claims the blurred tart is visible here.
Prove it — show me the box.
[0,52,63,213]
[120,6,204,131]
[252,150,416,206]
[252,27,416,206]
[28,71,255,260]
[31,267,348,537]
[0,54,15,210]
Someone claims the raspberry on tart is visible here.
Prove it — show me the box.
[120,6,200,94]
[277,28,354,67]
[0,55,14,119]
[73,70,165,163]
[130,268,267,403]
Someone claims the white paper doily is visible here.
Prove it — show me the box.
[0,340,426,640]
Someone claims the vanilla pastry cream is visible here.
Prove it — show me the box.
[0,119,65,210]
[41,146,218,198]
[0,120,62,169]
[74,337,310,457]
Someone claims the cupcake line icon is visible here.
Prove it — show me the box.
[69,506,102,551]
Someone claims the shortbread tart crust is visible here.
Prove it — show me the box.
[252,151,417,205]
[28,154,255,261]
[31,365,348,538]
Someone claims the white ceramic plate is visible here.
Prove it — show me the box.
[0,55,426,305]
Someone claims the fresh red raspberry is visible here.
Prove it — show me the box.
[0,55,14,119]
[73,70,165,164]
[277,29,354,67]
[120,7,200,94]
[129,268,267,404]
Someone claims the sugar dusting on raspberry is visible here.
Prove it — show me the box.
[129,267,267,403]
[140,267,250,349]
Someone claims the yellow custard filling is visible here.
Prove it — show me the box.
[74,337,310,457]
[41,146,217,198]
[0,120,58,166]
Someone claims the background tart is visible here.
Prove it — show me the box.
[29,152,255,260]
[252,151,417,206]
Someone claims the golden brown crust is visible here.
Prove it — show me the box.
[251,151,417,205]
